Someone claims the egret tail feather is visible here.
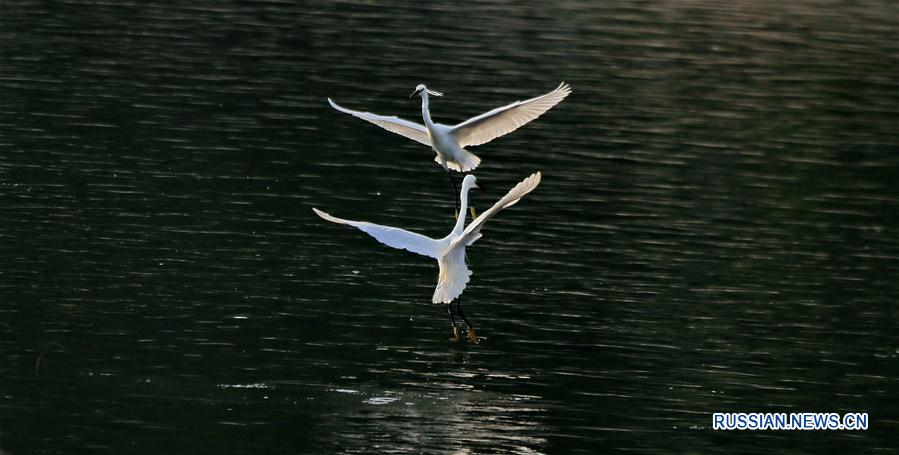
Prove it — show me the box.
[438,149,481,173]
[433,249,472,304]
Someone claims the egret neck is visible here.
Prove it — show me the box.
[420,90,436,131]
[452,181,472,235]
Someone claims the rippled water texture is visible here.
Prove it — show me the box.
[1,1,897,453]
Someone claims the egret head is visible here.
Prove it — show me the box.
[461,174,480,192]
[409,84,443,98]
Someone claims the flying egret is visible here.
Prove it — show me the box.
[327,83,568,212]
[313,172,542,343]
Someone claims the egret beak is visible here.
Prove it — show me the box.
[427,89,443,97]
[409,89,421,98]
[475,181,486,192]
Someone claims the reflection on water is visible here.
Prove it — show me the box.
[315,376,547,453]
[1,0,897,453]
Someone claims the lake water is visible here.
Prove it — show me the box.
[1,0,897,453]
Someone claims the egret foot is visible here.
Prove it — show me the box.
[450,326,461,342]
[469,207,478,219]
[467,328,481,344]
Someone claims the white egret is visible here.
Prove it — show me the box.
[327,83,568,211]
[313,172,541,343]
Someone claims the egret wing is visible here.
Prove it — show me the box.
[450,83,570,148]
[449,172,542,250]
[328,99,431,146]
[313,208,440,259]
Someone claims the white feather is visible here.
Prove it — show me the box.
[451,172,542,250]
[432,248,471,303]
[451,83,571,148]
[327,98,430,146]
[312,208,440,259]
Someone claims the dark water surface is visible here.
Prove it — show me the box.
[2,1,898,453]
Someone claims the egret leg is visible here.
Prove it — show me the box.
[448,302,461,342]
[446,170,460,216]
[456,297,480,344]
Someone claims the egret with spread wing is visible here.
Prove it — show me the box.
[328,83,567,212]
[313,172,542,343]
